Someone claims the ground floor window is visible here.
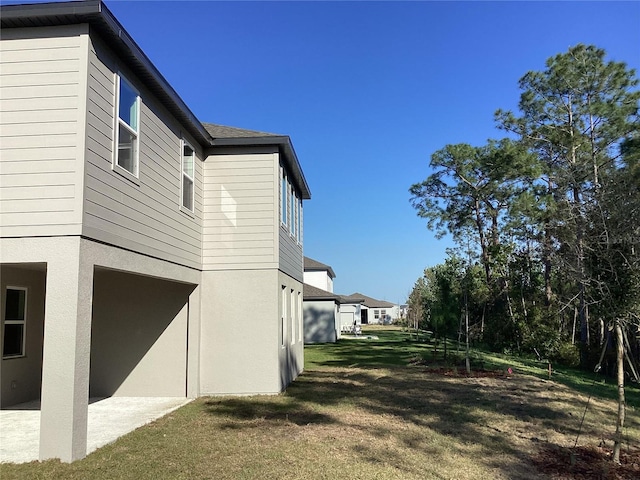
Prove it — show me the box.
[281,286,287,347]
[3,287,27,358]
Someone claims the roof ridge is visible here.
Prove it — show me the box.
[203,122,284,138]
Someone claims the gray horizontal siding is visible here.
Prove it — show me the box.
[202,151,278,270]
[0,25,85,237]
[82,34,202,269]
[279,226,303,282]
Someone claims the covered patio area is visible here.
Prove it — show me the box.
[0,397,190,463]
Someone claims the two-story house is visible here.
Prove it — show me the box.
[0,0,310,462]
[302,257,340,343]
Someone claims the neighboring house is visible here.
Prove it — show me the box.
[346,293,398,325]
[337,294,364,332]
[0,0,310,462]
[303,257,340,343]
[302,284,341,343]
[303,257,335,293]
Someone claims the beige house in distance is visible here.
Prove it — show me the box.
[0,0,310,462]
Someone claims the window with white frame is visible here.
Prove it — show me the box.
[115,74,140,176]
[292,190,297,238]
[374,309,380,320]
[3,287,27,359]
[291,288,295,345]
[298,291,303,342]
[281,167,288,227]
[289,184,295,235]
[181,140,195,211]
[281,285,287,347]
[297,198,303,244]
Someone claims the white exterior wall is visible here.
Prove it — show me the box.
[339,303,361,331]
[82,34,203,269]
[303,270,334,293]
[0,25,88,237]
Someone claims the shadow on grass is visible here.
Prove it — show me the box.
[201,328,638,479]
[203,397,332,428]
[202,367,598,478]
[306,328,433,368]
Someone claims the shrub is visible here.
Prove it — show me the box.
[552,342,581,367]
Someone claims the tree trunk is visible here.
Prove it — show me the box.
[444,334,448,361]
[543,221,553,307]
[465,299,471,374]
[474,198,491,286]
[613,321,625,464]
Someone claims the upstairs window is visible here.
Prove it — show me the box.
[291,194,296,239]
[290,184,296,236]
[115,74,140,177]
[297,198,303,244]
[182,140,195,212]
[281,167,288,227]
[3,287,27,359]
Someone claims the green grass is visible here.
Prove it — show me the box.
[305,326,429,368]
[2,326,638,480]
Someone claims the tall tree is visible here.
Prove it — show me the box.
[496,44,640,365]
[410,139,533,347]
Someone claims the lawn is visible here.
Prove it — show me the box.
[2,326,638,479]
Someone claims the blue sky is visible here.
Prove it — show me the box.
[10,0,639,303]
[102,1,640,303]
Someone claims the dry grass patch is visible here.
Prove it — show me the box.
[2,328,638,479]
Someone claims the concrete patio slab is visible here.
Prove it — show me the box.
[0,397,190,463]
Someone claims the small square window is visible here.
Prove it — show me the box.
[3,287,27,358]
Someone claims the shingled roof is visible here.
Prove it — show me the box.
[304,257,336,279]
[203,123,282,139]
[338,294,364,304]
[347,293,395,308]
[303,284,340,302]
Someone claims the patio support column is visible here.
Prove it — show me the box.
[39,238,94,462]
[186,284,201,398]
